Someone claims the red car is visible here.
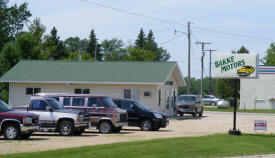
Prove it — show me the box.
[0,100,39,140]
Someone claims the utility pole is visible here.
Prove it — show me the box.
[187,22,191,94]
[195,41,211,97]
[204,49,217,94]
[175,22,192,94]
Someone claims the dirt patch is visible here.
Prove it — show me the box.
[1,111,275,155]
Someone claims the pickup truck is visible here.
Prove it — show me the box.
[14,97,90,136]
[0,99,39,140]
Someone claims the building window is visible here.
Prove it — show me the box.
[26,87,41,95]
[158,90,161,106]
[74,88,90,94]
[144,91,151,97]
[124,89,131,99]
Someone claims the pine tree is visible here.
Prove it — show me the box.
[135,28,146,48]
[87,29,102,60]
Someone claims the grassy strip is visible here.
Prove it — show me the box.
[2,134,275,158]
[204,107,275,114]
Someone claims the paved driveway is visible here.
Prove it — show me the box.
[1,111,275,156]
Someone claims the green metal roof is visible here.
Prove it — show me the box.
[0,60,180,84]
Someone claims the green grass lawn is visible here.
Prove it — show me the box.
[204,106,275,114]
[2,134,275,158]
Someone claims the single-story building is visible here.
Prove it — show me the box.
[0,60,185,115]
[240,65,275,109]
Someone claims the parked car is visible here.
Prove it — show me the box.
[0,99,39,140]
[112,99,169,131]
[217,100,230,108]
[32,93,128,134]
[202,95,220,106]
[14,97,89,136]
[177,95,204,117]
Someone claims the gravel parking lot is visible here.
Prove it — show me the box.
[1,111,275,155]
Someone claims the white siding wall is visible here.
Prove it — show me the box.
[240,73,275,109]
[9,83,161,111]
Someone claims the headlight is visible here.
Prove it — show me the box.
[153,113,163,119]
[77,115,84,122]
[23,117,32,125]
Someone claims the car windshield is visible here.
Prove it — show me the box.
[46,99,63,110]
[134,101,150,111]
[101,97,117,108]
[178,96,196,102]
[0,100,12,112]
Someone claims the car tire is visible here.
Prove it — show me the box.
[210,102,216,106]
[59,121,74,136]
[20,132,32,139]
[99,121,112,134]
[112,127,122,133]
[3,123,19,140]
[74,129,84,136]
[140,119,153,131]
[153,127,160,131]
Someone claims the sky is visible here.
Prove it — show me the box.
[10,0,275,78]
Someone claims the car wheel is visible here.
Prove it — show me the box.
[3,124,19,140]
[99,121,112,134]
[20,132,32,139]
[59,121,74,136]
[74,129,84,136]
[112,127,122,133]
[210,102,216,106]
[140,119,152,131]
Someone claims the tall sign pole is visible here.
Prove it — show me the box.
[213,53,259,135]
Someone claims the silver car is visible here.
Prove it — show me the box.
[202,95,220,106]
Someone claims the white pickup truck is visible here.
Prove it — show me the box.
[15,97,90,136]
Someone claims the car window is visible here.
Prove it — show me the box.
[88,97,102,107]
[121,100,134,110]
[63,97,71,106]
[113,100,120,107]
[31,100,49,110]
[50,97,59,101]
[72,98,85,107]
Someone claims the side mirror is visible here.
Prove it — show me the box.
[46,106,54,112]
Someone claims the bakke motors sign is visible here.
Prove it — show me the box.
[214,54,259,79]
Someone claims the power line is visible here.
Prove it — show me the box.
[193,25,274,42]
[159,34,184,45]
[79,0,187,26]
[79,0,274,42]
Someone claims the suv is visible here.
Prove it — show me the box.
[0,99,39,140]
[32,93,128,134]
[113,99,169,131]
[177,95,204,117]
[15,97,90,136]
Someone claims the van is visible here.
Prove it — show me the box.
[32,93,128,133]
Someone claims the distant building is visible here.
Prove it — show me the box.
[240,65,275,109]
[0,60,185,115]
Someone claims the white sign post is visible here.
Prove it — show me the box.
[213,53,259,135]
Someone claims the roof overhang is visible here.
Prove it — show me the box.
[164,63,186,87]
[2,80,163,85]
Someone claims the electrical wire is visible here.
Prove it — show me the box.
[159,34,184,45]
[79,0,187,26]
[78,0,274,42]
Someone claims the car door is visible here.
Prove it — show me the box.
[87,97,105,127]
[121,100,139,126]
[29,100,55,127]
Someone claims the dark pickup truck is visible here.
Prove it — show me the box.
[0,99,39,140]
